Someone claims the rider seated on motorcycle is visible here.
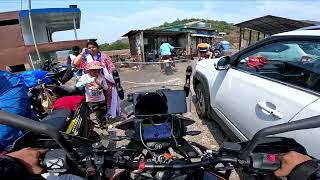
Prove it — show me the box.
[159,41,175,71]
[76,61,108,127]
[197,40,213,59]
[160,41,174,59]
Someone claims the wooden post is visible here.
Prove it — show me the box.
[249,30,252,45]
[257,31,260,41]
[140,31,145,62]
[264,34,266,38]
[239,27,242,50]
[186,33,192,58]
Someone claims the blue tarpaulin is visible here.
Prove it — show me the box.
[18,70,52,88]
[0,71,37,151]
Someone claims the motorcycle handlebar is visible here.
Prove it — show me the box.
[103,155,238,172]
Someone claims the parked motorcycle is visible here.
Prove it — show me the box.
[41,58,74,85]
[28,79,84,119]
[211,42,225,58]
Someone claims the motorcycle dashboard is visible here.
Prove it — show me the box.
[142,122,172,140]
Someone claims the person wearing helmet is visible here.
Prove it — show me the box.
[76,61,108,127]
[197,40,213,60]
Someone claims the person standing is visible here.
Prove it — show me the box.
[72,40,119,119]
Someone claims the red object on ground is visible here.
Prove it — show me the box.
[52,95,85,112]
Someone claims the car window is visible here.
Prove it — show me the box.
[237,41,320,94]
[262,44,289,53]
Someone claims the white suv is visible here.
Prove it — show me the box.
[193,27,320,158]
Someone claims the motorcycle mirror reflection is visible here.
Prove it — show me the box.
[214,56,230,71]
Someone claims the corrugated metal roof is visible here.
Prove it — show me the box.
[19,8,81,33]
[181,26,215,31]
[235,15,316,35]
[122,29,188,37]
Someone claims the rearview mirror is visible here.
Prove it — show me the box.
[214,56,230,70]
[0,110,80,162]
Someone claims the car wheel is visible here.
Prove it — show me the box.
[195,83,208,118]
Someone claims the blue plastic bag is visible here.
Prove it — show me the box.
[18,70,52,88]
[0,71,38,151]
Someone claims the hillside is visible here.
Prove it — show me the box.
[101,18,241,50]
[153,18,237,33]
[153,18,239,47]
[100,38,129,51]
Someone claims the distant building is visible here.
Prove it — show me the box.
[163,21,216,54]
[123,21,217,61]
[0,5,90,71]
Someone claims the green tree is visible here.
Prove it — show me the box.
[100,39,129,51]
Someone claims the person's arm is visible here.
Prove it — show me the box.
[76,75,94,88]
[72,48,86,67]
[0,148,47,179]
[102,54,115,83]
[169,44,174,50]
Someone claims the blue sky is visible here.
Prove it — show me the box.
[1,0,320,44]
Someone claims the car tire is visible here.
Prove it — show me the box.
[195,83,208,118]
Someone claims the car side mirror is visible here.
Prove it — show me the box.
[214,56,230,70]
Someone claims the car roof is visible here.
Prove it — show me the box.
[274,29,320,37]
[272,25,320,36]
[272,29,320,36]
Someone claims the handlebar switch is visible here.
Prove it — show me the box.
[251,153,280,172]
[41,149,68,173]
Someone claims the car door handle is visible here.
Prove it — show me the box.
[257,101,284,119]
